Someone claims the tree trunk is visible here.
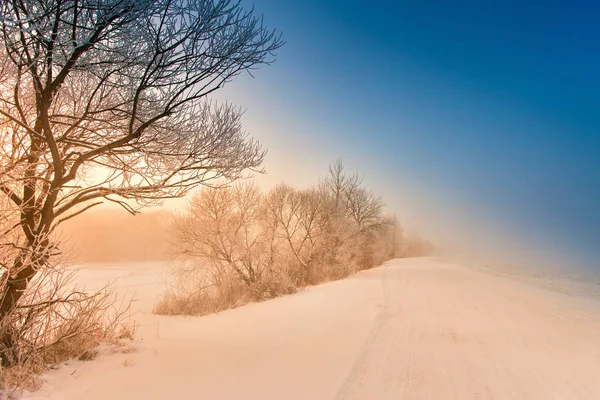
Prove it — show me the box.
[0,242,49,321]
[0,259,33,320]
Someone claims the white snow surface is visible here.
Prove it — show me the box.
[23,258,600,399]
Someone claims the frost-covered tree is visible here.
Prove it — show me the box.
[0,0,281,321]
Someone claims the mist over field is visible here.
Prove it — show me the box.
[59,190,583,279]
[59,210,173,263]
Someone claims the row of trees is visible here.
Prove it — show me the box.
[157,161,424,315]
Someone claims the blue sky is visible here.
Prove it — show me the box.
[216,0,600,269]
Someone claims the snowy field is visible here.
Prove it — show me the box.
[24,258,600,400]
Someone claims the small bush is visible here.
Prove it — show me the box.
[154,264,296,316]
[154,278,244,316]
[0,266,132,395]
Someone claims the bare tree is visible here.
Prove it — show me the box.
[325,159,361,211]
[266,184,330,283]
[320,160,389,267]
[324,160,387,233]
[388,215,404,258]
[0,0,281,329]
[343,185,387,235]
[173,182,270,286]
